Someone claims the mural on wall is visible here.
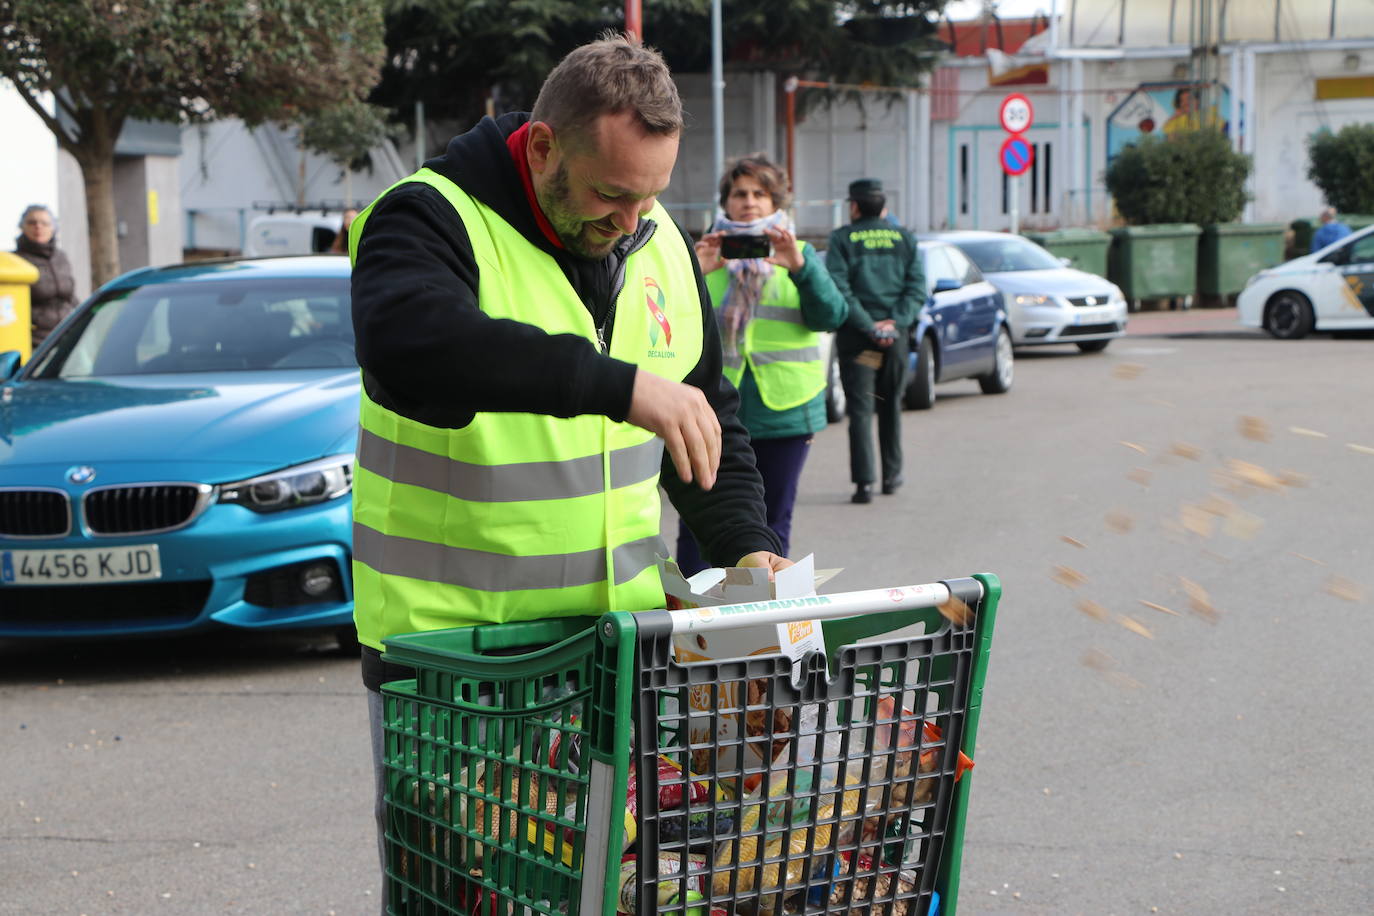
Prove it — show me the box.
[1106,82,1239,163]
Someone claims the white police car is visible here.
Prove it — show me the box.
[1238,224,1374,339]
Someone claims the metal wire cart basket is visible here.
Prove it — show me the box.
[381,574,1000,916]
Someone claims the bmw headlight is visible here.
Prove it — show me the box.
[218,455,354,513]
[1012,293,1051,306]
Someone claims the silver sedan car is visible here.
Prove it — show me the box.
[934,231,1128,352]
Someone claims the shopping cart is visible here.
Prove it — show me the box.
[380,574,1000,916]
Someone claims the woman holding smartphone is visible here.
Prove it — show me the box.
[675,153,849,575]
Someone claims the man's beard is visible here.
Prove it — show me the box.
[539,162,623,260]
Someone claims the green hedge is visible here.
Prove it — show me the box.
[1307,124,1374,215]
[1105,129,1251,226]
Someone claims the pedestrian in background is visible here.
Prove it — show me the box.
[13,204,77,350]
[1311,206,1352,253]
[328,207,359,253]
[826,179,925,505]
[674,153,848,574]
[348,34,787,904]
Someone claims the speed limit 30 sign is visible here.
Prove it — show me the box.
[999,93,1034,135]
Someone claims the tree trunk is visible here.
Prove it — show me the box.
[74,141,120,289]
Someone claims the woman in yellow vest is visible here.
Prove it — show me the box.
[675,154,848,574]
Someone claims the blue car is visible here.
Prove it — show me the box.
[0,256,358,641]
[904,239,1014,409]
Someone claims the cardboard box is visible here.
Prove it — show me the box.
[658,555,831,791]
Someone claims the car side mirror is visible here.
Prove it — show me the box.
[933,278,962,293]
[0,351,20,382]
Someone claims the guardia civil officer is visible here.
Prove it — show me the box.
[825,179,925,504]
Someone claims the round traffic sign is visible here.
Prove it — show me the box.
[999,93,1034,134]
[1000,135,1034,176]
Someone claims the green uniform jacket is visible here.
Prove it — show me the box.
[825,218,926,332]
[721,244,848,439]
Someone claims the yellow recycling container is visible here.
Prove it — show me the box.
[0,251,39,363]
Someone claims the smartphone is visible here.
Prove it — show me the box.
[719,234,772,260]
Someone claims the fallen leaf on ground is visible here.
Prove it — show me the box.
[1239,416,1271,442]
[1120,440,1147,454]
[1052,565,1088,588]
[1346,443,1374,456]
[1289,426,1328,439]
[1081,648,1115,671]
[1139,600,1182,617]
[1323,576,1364,602]
[1116,615,1155,639]
[1061,535,1087,549]
[1106,509,1134,533]
[1199,493,1236,516]
[1113,363,1146,380]
[1289,552,1327,566]
[1127,467,1153,486]
[1171,442,1203,460]
[1077,598,1110,621]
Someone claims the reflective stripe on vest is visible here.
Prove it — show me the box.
[347,168,703,646]
[709,242,826,411]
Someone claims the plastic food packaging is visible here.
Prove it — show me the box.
[615,852,708,914]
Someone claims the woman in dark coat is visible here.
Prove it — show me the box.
[14,205,78,349]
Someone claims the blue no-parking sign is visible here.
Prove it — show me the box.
[999,134,1034,177]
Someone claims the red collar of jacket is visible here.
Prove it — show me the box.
[506,122,564,250]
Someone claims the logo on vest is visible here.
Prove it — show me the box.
[644,277,675,358]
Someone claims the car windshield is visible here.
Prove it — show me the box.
[955,237,1063,273]
[26,276,354,379]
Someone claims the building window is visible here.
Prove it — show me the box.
[959,144,970,215]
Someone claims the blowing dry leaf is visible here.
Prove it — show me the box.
[1171,441,1203,460]
[937,596,973,625]
[1289,551,1327,566]
[1226,459,1284,491]
[1061,535,1087,549]
[1239,416,1270,442]
[1081,648,1115,671]
[1199,493,1236,516]
[1116,614,1155,639]
[1138,600,1182,617]
[1279,470,1309,488]
[1105,509,1134,533]
[1289,426,1328,439]
[1127,467,1153,487]
[1180,503,1215,538]
[1346,443,1374,456]
[1323,576,1364,603]
[1221,508,1264,540]
[1113,362,1146,380]
[1052,565,1088,588]
[1077,598,1110,621]
[1180,576,1220,623]
[1119,440,1147,454]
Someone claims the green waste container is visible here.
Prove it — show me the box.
[1289,219,1314,259]
[1198,222,1287,297]
[1108,224,1201,304]
[1023,228,1111,277]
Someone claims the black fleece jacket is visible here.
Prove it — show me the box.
[352,114,780,685]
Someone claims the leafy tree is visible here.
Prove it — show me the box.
[1105,130,1251,226]
[0,1,385,286]
[1307,123,1374,216]
[301,98,400,174]
[371,0,948,143]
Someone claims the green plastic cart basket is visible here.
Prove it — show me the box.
[381,574,1000,916]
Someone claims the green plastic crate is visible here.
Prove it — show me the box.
[381,575,1001,916]
[1108,224,1202,302]
[1197,223,1287,297]
[1024,228,1112,278]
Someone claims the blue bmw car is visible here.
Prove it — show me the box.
[0,256,358,641]
[903,239,1014,409]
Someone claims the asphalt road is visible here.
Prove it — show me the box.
[4,324,1373,915]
